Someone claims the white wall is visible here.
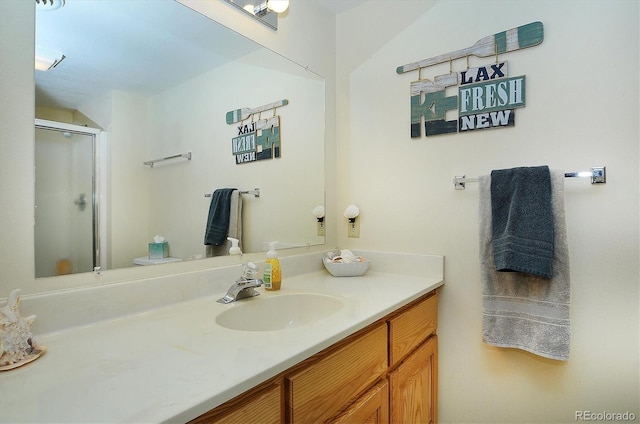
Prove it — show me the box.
[336,1,639,423]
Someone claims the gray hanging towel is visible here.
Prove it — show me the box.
[204,188,236,246]
[480,170,571,361]
[490,165,554,278]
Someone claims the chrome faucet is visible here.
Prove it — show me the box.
[217,262,263,304]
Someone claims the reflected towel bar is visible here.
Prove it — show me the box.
[205,188,260,198]
[453,166,606,190]
[144,152,191,168]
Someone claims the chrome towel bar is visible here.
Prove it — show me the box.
[204,188,260,198]
[453,166,606,190]
[143,152,191,168]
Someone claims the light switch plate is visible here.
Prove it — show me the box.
[348,220,360,238]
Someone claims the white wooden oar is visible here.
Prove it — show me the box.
[396,21,543,74]
[226,99,289,124]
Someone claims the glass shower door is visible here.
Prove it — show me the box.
[34,125,97,278]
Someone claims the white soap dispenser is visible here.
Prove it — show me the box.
[227,237,242,255]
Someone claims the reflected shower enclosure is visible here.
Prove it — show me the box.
[34,120,102,278]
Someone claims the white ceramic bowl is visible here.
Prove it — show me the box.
[323,258,370,277]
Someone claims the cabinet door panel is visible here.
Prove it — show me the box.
[389,336,438,424]
[286,323,388,424]
[332,380,389,424]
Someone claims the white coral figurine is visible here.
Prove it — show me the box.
[0,289,45,370]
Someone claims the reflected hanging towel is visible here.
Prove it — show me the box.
[206,190,243,257]
[204,188,236,246]
[480,170,571,361]
[491,166,554,278]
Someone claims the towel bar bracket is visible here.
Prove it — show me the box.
[454,175,478,190]
[591,166,606,184]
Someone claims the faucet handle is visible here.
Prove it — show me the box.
[242,261,259,279]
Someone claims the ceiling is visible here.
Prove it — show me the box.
[35,1,265,110]
[35,0,364,112]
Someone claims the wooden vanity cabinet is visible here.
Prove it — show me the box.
[189,381,283,424]
[388,336,438,424]
[387,293,438,424]
[284,323,388,423]
[388,294,438,367]
[191,290,438,424]
[332,380,389,424]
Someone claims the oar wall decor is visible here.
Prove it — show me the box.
[396,21,543,74]
[226,99,289,124]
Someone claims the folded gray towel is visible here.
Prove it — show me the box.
[491,165,554,278]
[204,188,236,246]
[480,170,571,361]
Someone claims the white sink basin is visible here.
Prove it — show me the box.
[216,293,344,331]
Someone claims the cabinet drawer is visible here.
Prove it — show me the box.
[388,292,437,366]
[286,323,388,424]
[189,382,282,424]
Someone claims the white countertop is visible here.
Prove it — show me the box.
[0,252,443,423]
[133,256,183,266]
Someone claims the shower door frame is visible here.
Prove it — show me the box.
[34,118,106,276]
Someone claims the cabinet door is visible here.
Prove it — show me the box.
[189,382,282,424]
[389,336,437,424]
[332,380,389,424]
[286,323,388,424]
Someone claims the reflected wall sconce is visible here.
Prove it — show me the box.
[313,205,325,236]
[254,0,289,16]
[223,0,288,30]
[344,204,360,238]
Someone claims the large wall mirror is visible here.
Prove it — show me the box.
[34,0,325,279]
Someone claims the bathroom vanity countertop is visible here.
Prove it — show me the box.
[0,266,443,423]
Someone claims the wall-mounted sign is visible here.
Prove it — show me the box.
[226,99,287,164]
[231,116,281,164]
[397,22,543,138]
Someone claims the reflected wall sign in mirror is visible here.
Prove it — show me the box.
[34,0,325,279]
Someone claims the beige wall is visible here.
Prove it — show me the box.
[1,0,638,422]
[0,0,35,287]
[335,1,639,422]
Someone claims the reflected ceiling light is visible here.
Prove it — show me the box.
[254,0,289,16]
[35,46,66,71]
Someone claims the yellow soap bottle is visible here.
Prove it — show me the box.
[264,241,281,291]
